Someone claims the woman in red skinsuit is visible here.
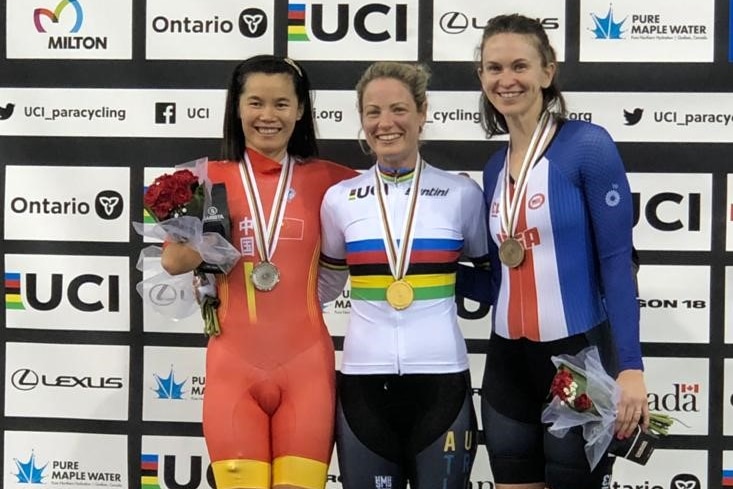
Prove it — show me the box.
[161,55,356,489]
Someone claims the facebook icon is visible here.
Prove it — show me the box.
[155,102,176,124]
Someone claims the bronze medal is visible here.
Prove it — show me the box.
[385,279,414,310]
[498,237,525,268]
[250,261,280,291]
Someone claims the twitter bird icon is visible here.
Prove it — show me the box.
[623,108,643,126]
[0,103,16,120]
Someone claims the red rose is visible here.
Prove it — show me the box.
[144,169,202,221]
[574,393,593,411]
[550,369,574,400]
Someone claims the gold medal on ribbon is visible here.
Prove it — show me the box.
[373,156,423,311]
[385,279,414,310]
[498,237,525,268]
[250,261,280,291]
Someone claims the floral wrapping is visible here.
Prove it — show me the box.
[541,346,674,469]
[133,158,241,337]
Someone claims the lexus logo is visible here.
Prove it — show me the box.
[439,12,469,34]
[149,283,179,306]
[11,368,39,391]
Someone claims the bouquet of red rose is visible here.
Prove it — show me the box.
[541,346,674,469]
[134,158,240,337]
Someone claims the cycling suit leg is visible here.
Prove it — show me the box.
[335,399,408,489]
[412,380,477,489]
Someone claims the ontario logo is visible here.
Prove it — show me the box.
[34,0,83,33]
[590,5,627,39]
[13,450,48,484]
[153,367,187,400]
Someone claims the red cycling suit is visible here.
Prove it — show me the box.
[203,149,356,489]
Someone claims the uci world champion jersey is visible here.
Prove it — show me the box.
[483,120,642,371]
[320,161,489,375]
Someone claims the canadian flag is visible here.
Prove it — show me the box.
[680,383,699,393]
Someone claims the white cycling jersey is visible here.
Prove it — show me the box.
[320,160,489,375]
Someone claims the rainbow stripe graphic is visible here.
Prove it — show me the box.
[141,454,160,489]
[288,3,308,41]
[346,238,462,302]
[5,272,24,310]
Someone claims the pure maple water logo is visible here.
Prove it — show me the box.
[153,367,187,400]
[13,450,48,484]
[590,4,627,39]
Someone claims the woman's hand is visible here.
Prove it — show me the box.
[614,369,648,439]
[161,242,203,275]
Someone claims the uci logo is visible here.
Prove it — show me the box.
[632,192,701,231]
[295,3,407,42]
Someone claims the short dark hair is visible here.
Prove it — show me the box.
[477,14,567,137]
[221,55,318,161]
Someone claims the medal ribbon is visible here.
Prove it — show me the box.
[238,152,294,263]
[500,111,554,239]
[374,155,423,282]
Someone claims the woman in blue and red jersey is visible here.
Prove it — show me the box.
[463,13,649,489]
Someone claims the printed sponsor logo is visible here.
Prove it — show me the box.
[4,254,129,331]
[287,1,417,61]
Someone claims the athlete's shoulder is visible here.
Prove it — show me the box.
[424,163,482,193]
[301,157,358,180]
[483,145,507,177]
[204,159,238,180]
[556,119,616,148]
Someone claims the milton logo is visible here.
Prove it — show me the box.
[647,383,700,412]
[624,108,644,126]
[13,450,48,484]
[4,271,120,312]
[153,368,187,400]
[34,0,109,50]
[288,2,407,42]
[590,5,627,39]
[239,8,267,37]
[34,0,83,33]
[0,102,16,120]
[670,473,701,489]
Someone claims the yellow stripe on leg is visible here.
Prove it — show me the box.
[211,459,271,489]
[272,456,328,489]
[243,261,257,323]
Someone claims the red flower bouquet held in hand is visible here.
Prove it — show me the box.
[134,158,240,337]
[144,169,204,222]
[542,346,675,469]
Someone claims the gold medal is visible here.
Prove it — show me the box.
[250,261,280,291]
[498,237,525,268]
[385,279,414,310]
